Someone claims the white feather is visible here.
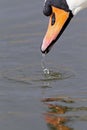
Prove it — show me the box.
[66,0,87,15]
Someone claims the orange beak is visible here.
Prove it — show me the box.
[41,6,73,54]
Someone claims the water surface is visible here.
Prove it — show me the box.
[0,0,87,130]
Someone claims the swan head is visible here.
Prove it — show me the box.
[41,6,73,54]
[41,0,86,54]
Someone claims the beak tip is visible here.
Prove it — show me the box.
[40,44,49,54]
[41,45,51,54]
[41,47,47,54]
[41,48,45,54]
[41,40,48,54]
[40,43,44,53]
[41,38,52,54]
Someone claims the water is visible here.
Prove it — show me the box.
[41,54,50,74]
[0,0,87,130]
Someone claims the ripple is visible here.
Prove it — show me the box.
[1,64,75,84]
[39,65,75,83]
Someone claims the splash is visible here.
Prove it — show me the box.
[41,54,50,75]
[41,54,75,81]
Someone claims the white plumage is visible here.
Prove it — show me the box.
[66,0,87,14]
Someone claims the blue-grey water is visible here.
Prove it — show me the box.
[0,0,87,130]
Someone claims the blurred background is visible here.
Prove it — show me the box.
[0,0,87,130]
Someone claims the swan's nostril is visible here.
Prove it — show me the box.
[51,12,56,25]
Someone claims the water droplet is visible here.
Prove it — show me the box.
[41,54,46,69]
[43,68,50,74]
[41,54,50,75]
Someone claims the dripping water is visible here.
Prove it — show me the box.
[41,54,50,75]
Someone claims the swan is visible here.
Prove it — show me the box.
[41,0,87,54]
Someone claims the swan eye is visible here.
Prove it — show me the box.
[51,13,55,25]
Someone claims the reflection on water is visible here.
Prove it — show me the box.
[42,97,87,130]
[0,0,87,129]
[44,114,72,130]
